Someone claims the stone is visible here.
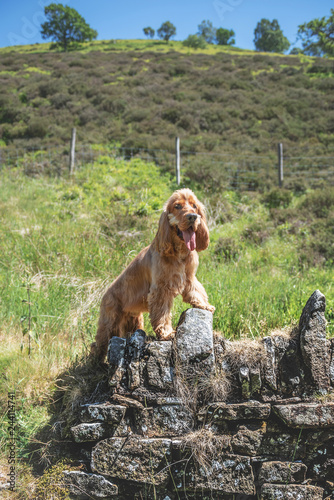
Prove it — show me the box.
[146,341,173,390]
[330,339,334,386]
[127,329,146,359]
[156,397,182,405]
[137,404,194,437]
[172,453,255,496]
[198,401,271,423]
[260,483,324,500]
[259,430,301,460]
[250,366,262,394]
[263,336,277,391]
[273,403,334,428]
[258,461,307,485]
[80,403,126,423]
[63,471,118,498]
[239,366,251,399]
[91,436,172,486]
[311,458,334,481]
[108,336,126,387]
[127,329,146,390]
[112,394,144,409]
[175,308,215,372]
[271,333,304,396]
[299,289,330,391]
[70,423,109,443]
[231,423,266,456]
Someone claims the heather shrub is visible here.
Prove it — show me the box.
[301,188,334,218]
[25,119,49,139]
[214,237,241,262]
[39,80,62,98]
[124,108,150,123]
[262,188,293,208]
[50,93,71,109]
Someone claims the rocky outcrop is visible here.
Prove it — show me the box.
[299,290,330,392]
[59,291,334,499]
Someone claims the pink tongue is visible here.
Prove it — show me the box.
[182,229,196,251]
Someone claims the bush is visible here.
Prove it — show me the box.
[162,105,183,124]
[124,108,150,123]
[183,35,207,50]
[78,106,99,125]
[214,237,241,262]
[262,188,293,208]
[39,80,61,98]
[99,97,127,115]
[50,92,71,109]
[25,119,49,138]
[301,188,334,218]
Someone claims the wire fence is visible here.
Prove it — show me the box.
[1,142,334,191]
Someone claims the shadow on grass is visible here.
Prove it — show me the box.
[27,355,109,474]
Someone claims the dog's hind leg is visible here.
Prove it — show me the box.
[118,313,144,338]
[91,294,121,361]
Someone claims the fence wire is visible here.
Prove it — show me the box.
[0,144,334,191]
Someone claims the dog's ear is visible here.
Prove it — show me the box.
[155,210,175,257]
[196,200,210,252]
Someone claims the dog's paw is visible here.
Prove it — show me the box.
[206,305,215,314]
[156,328,176,341]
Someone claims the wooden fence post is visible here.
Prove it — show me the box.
[69,127,76,174]
[175,136,180,185]
[278,142,283,187]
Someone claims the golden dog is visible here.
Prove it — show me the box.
[91,188,215,360]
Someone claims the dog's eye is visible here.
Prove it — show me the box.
[193,204,197,209]
[174,204,182,209]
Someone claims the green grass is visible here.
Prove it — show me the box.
[0,38,256,56]
[1,158,334,350]
[1,153,334,496]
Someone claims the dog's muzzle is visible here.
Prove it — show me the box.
[186,213,200,224]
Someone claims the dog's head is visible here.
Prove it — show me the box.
[155,189,209,256]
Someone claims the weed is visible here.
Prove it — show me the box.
[1,154,334,497]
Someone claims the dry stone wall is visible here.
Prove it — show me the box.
[62,290,334,499]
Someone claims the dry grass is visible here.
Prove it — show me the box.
[66,277,110,328]
[0,460,38,500]
[269,324,299,339]
[49,357,108,435]
[174,349,232,416]
[223,338,266,375]
[182,428,228,468]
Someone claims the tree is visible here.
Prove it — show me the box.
[157,21,176,42]
[297,9,334,57]
[197,20,216,44]
[41,3,97,51]
[254,19,290,53]
[215,28,235,46]
[289,47,303,55]
[183,34,207,50]
[143,27,155,39]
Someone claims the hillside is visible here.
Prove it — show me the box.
[1,40,334,497]
[0,39,334,160]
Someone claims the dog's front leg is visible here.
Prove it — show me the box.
[182,277,215,314]
[148,286,176,341]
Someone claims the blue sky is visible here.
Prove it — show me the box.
[1,0,333,51]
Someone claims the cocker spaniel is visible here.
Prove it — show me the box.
[91,188,215,360]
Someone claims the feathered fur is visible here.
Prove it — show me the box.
[91,188,215,360]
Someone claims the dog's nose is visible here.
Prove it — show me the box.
[186,213,199,223]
